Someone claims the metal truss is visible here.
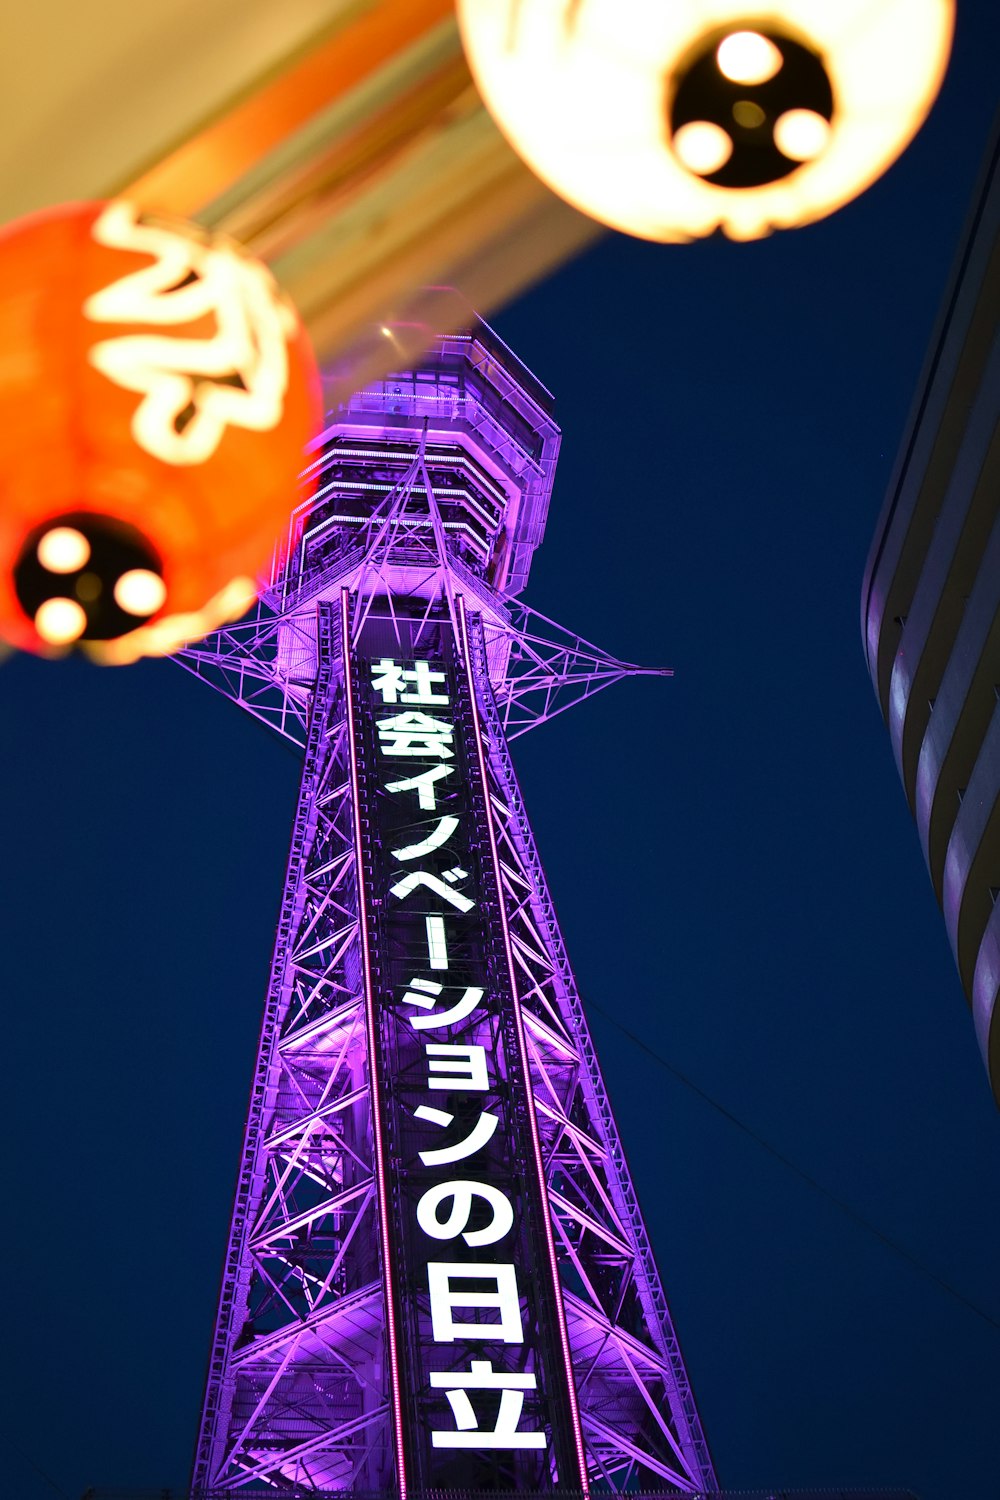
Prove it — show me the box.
[88,1489,922,1499]
[175,607,314,749]
[176,439,667,751]
[468,620,711,1493]
[175,596,663,750]
[182,332,712,1495]
[481,600,670,740]
[185,594,710,1493]
[192,618,393,1493]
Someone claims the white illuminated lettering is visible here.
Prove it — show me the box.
[377,712,454,759]
[371,658,450,705]
[402,980,484,1030]
[385,764,453,810]
[427,1262,525,1343]
[404,977,444,1014]
[425,1043,489,1091]
[390,870,474,913]
[391,815,461,862]
[417,1109,500,1167]
[430,1362,545,1450]
[425,915,450,970]
[359,633,546,1433]
[417,1181,514,1247]
[415,1104,454,1128]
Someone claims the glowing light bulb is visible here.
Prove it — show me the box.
[717,31,784,85]
[37,526,90,573]
[673,121,733,176]
[76,573,102,603]
[114,569,167,616]
[774,108,832,161]
[732,100,766,129]
[35,597,87,645]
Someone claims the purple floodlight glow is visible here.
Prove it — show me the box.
[182,321,715,1496]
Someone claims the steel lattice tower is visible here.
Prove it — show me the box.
[178,322,714,1497]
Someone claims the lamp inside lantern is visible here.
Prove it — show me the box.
[456,0,955,242]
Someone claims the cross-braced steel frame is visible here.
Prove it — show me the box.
[181,325,714,1495]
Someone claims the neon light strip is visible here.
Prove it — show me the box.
[326,431,516,508]
[312,512,490,550]
[456,593,591,1496]
[307,472,498,531]
[319,450,508,510]
[313,477,501,531]
[339,586,409,1500]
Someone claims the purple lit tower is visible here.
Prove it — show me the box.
[178,321,714,1496]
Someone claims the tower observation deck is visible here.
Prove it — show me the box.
[178,320,715,1496]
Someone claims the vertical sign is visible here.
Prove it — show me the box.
[343,594,583,1492]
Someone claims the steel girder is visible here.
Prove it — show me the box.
[467,621,711,1492]
[184,594,712,1493]
[193,618,392,1492]
[182,334,713,1494]
[174,594,663,753]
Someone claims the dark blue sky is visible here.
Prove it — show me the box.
[4,10,1000,1500]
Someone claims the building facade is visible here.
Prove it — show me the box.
[861,118,1000,1103]
[178,322,715,1494]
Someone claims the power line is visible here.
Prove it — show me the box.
[584,996,1000,1335]
[7,1437,72,1499]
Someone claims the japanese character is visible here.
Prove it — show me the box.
[430,1362,544,1450]
[370,658,449,705]
[377,712,454,759]
[414,1107,500,1166]
[84,201,296,468]
[390,870,474,913]
[425,1043,489,1090]
[417,1181,513,1247]
[385,764,453,810]
[391,815,460,862]
[414,1104,453,1128]
[427,1262,524,1343]
[425,915,449,970]
[401,978,484,1029]
[406,977,441,1001]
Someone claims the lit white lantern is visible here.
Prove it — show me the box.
[456,0,955,241]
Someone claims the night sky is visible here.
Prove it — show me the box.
[5,10,1000,1500]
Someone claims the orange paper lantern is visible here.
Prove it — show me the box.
[0,199,321,663]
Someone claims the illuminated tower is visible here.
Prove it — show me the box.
[179,321,714,1495]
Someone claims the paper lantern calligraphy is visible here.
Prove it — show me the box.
[0,200,320,662]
